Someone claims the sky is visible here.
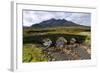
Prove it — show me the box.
[23,10,91,27]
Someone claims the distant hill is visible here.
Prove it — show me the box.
[25,18,90,28]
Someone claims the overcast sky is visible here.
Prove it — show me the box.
[23,10,91,27]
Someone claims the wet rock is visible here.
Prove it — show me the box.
[70,38,76,44]
[56,37,67,50]
[42,38,52,48]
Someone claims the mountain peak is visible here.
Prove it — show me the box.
[50,18,56,21]
[49,18,66,21]
[31,18,86,28]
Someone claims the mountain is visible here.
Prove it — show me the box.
[30,18,89,28]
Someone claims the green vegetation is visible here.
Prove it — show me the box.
[23,27,90,36]
[23,26,91,62]
[23,44,51,62]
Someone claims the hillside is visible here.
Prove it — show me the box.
[23,19,91,62]
[29,18,90,28]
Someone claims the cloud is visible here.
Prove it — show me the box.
[23,10,91,26]
[65,13,91,26]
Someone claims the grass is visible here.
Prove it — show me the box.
[23,27,90,36]
[23,44,50,62]
[23,26,91,62]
